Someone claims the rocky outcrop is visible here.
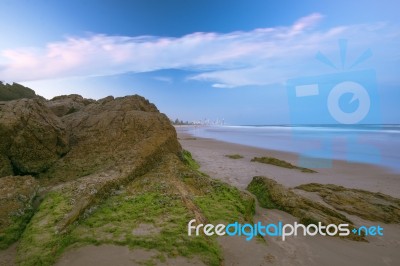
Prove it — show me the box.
[41,95,179,182]
[247,176,364,241]
[17,154,254,266]
[47,95,180,232]
[296,183,400,223]
[0,93,182,251]
[0,95,179,180]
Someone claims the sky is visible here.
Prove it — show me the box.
[0,0,399,124]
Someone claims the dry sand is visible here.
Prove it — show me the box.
[177,128,400,266]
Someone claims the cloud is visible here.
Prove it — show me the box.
[153,76,173,83]
[1,13,399,87]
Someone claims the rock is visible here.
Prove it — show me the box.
[296,183,400,223]
[17,154,254,265]
[0,175,39,249]
[247,176,364,241]
[0,98,70,176]
[45,95,180,230]
[0,93,181,252]
[0,154,13,177]
[251,156,317,173]
[0,93,181,229]
[41,95,178,182]
[46,94,94,117]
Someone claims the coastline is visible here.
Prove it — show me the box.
[177,126,400,265]
[176,126,400,197]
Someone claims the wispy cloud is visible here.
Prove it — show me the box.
[153,76,173,83]
[1,13,399,87]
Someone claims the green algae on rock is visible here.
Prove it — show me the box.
[225,154,244,159]
[296,183,400,224]
[247,176,363,241]
[17,154,254,266]
[0,176,39,250]
[251,156,317,173]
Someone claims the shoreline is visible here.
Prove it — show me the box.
[175,124,400,175]
[177,126,400,198]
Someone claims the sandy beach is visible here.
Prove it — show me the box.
[177,126,400,266]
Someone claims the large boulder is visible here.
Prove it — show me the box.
[0,99,70,176]
[41,95,180,182]
[0,94,180,182]
[36,95,181,231]
[0,93,183,253]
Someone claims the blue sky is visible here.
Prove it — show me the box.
[0,0,399,124]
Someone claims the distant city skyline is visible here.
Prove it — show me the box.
[0,0,399,124]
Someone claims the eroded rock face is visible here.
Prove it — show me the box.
[0,95,179,180]
[0,94,181,233]
[43,95,181,231]
[42,95,180,182]
[296,183,400,223]
[0,98,70,175]
[45,94,94,117]
[247,176,364,241]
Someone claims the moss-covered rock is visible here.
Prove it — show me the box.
[225,154,244,159]
[247,176,363,241]
[251,156,317,173]
[296,183,400,224]
[181,150,200,170]
[0,99,70,176]
[0,176,38,249]
[39,95,180,184]
[17,154,254,266]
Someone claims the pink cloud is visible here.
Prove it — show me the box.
[1,13,398,88]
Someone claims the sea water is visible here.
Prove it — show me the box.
[186,125,400,173]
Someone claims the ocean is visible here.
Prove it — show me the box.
[185,124,400,173]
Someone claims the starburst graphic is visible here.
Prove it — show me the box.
[316,39,373,71]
